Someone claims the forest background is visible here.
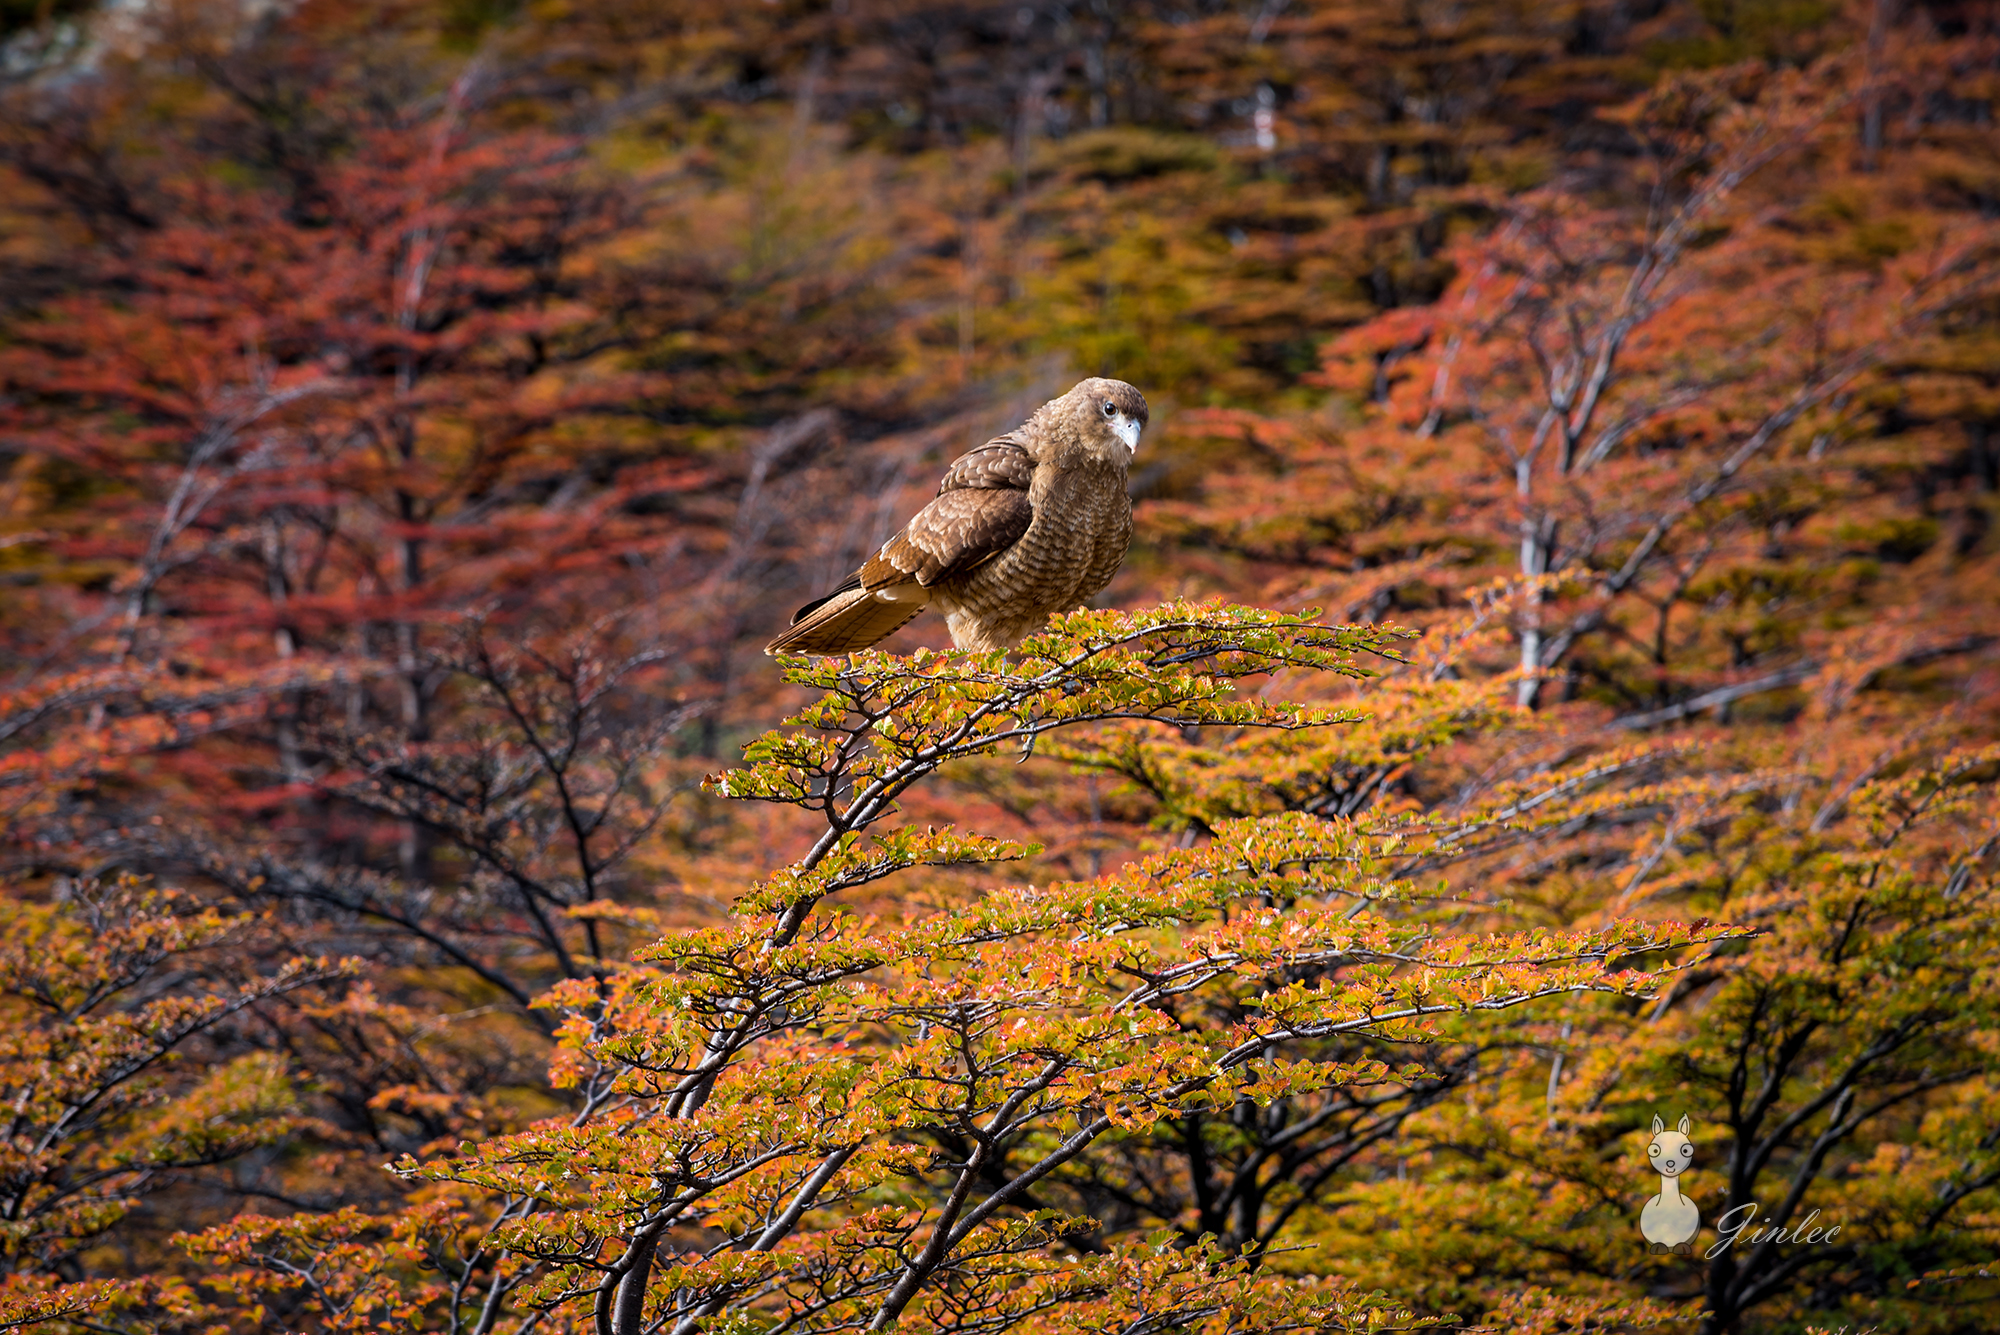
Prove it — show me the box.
[2,1,1999,1333]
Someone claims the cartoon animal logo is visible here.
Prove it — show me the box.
[1640,1114,1700,1255]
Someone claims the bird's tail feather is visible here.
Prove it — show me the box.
[765,584,929,656]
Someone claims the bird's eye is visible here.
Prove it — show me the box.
[1102,400,1115,417]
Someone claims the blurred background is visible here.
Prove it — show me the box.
[2,1,1998,1330]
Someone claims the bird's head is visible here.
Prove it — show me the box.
[1059,377,1149,464]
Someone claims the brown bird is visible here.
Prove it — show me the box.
[767,378,1148,655]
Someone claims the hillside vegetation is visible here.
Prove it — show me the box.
[1,2,1997,1332]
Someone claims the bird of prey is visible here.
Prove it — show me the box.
[767,378,1148,655]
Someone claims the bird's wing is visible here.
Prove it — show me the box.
[781,441,1033,629]
[859,484,1033,588]
[937,435,1035,494]
[770,437,1033,655]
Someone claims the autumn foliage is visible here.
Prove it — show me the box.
[1,1,1997,1333]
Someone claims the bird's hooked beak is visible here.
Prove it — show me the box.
[1111,413,1141,458]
